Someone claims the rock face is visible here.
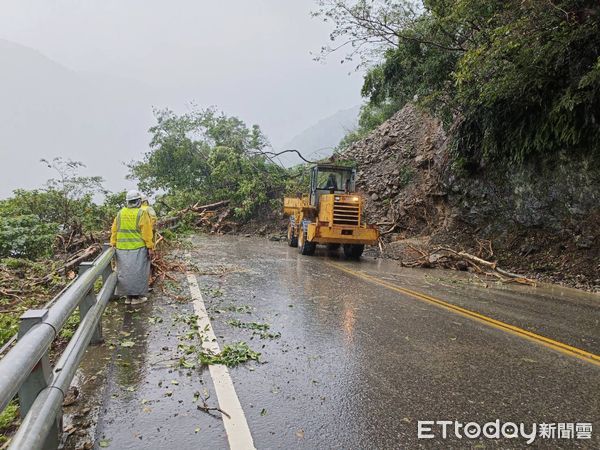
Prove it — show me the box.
[339,103,600,290]
[343,103,448,233]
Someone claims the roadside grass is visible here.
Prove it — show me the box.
[0,400,19,445]
[0,257,65,348]
[59,311,81,340]
[0,315,18,348]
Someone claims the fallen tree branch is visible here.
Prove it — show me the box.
[195,390,231,419]
[436,247,536,285]
[156,200,231,230]
[197,404,231,418]
[33,244,102,285]
[392,242,536,285]
[255,149,316,164]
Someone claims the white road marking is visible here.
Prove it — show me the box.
[187,273,256,450]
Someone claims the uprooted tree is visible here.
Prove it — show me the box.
[128,107,289,223]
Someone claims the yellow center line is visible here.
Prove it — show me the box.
[326,261,600,367]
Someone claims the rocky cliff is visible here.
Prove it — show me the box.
[340,104,600,291]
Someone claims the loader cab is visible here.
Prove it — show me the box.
[309,164,356,207]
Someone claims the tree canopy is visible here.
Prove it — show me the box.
[128,108,287,220]
[0,158,119,259]
[318,0,600,164]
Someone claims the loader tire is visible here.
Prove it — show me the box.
[343,244,364,259]
[287,223,298,247]
[298,230,316,256]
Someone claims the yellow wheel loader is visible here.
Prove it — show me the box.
[283,164,379,258]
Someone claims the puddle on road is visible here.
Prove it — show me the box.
[61,290,188,448]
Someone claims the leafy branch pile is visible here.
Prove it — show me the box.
[198,342,261,368]
[156,200,236,235]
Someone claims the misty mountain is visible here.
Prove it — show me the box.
[277,105,360,166]
[0,39,361,197]
[0,39,163,197]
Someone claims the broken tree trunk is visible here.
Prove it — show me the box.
[211,208,232,233]
[190,200,230,212]
[156,200,231,230]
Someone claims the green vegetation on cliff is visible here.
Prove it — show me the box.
[316,0,600,163]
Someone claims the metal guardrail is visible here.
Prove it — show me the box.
[0,244,116,450]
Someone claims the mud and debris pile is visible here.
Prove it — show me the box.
[340,104,600,291]
[343,104,449,236]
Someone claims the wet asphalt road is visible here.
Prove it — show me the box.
[79,235,599,449]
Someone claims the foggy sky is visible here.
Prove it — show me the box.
[0,0,364,196]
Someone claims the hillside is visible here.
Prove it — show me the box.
[340,104,600,291]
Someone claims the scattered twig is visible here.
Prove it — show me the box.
[196,391,231,418]
[197,404,231,418]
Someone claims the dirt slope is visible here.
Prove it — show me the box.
[340,104,600,291]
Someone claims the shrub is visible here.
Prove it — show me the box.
[0,215,58,259]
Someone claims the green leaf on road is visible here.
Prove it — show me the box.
[198,342,260,367]
[178,357,196,369]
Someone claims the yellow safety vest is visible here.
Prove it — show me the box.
[115,207,146,250]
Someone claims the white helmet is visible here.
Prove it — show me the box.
[141,194,148,202]
[126,189,142,202]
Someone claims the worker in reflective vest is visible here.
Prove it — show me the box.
[110,189,154,305]
[141,194,157,227]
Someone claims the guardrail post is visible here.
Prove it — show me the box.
[18,310,60,450]
[78,262,103,345]
[18,309,52,415]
